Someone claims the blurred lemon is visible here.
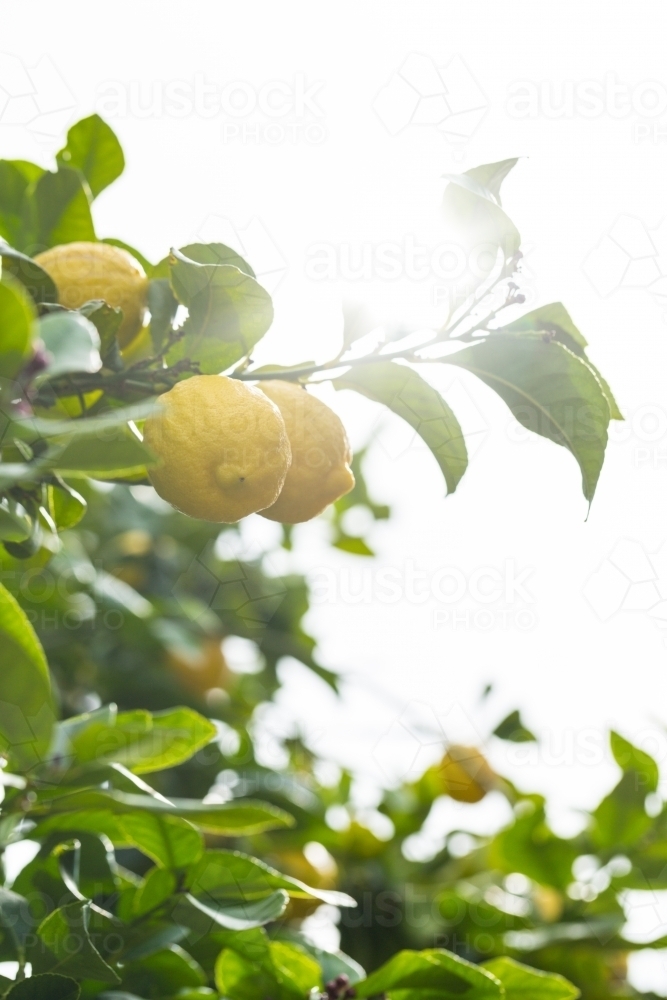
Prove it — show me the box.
[166,639,230,696]
[143,375,291,522]
[258,380,354,523]
[438,745,496,803]
[35,241,148,347]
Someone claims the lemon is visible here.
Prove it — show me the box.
[258,380,355,523]
[143,375,291,523]
[437,745,496,803]
[34,241,148,347]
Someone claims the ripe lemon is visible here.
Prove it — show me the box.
[143,375,291,523]
[258,380,354,523]
[34,241,148,347]
[437,745,496,803]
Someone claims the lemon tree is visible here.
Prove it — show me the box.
[0,115,618,557]
[0,113,614,999]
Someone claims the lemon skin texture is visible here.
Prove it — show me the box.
[258,380,354,523]
[35,241,148,347]
[143,375,291,523]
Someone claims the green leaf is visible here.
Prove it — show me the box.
[117,812,203,869]
[174,888,289,934]
[0,274,36,379]
[46,479,87,531]
[56,114,124,199]
[333,534,374,556]
[489,799,577,889]
[335,361,467,494]
[178,242,255,278]
[118,945,206,997]
[493,709,537,743]
[501,302,622,420]
[0,886,33,955]
[186,849,355,906]
[447,333,610,502]
[38,901,120,983]
[78,300,124,369]
[482,957,579,1000]
[0,502,31,542]
[5,974,80,1000]
[274,930,365,987]
[33,790,294,835]
[0,242,57,304]
[610,730,659,791]
[132,867,177,917]
[147,278,179,351]
[46,425,155,476]
[356,949,503,999]
[33,168,96,249]
[69,706,217,773]
[0,162,31,248]
[592,772,653,849]
[215,941,324,1000]
[168,250,273,373]
[37,312,101,379]
[0,581,53,771]
[442,159,520,297]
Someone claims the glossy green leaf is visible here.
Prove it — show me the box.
[0,242,57,304]
[168,250,273,373]
[356,948,502,999]
[0,502,31,542]
[69,706,216,773]
[38,901,120,983]
[275,930,366,987]
[0,162,31,248]
[186,849,355,906]
[37,312,101,379]
[175,888,289,934]
[118,945,206,997]
[33,789,294,835]
[335,361,467,494]
[482,957,580,1000]
[132,867,177,916]
[501,302,622,420]
[117,812,203,869]
[147,278,178,351]
[5,974,80,1000]
[33,168,96,248]
[56,114,124,199]
[0,581,53,771]
[447,333,610,502]
[0,274,36,379]
[46,480,87,531]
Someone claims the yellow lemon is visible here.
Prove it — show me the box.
[437,745,496,803]
[35,241,148,347]
[143,375,291,523]
[258,380,354,523]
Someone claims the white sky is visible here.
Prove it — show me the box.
[3,0,667,924]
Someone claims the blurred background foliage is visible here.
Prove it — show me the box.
[4,462,667,1000]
